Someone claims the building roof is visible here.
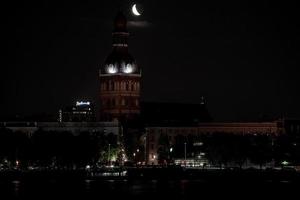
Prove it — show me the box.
[100,11,140,75]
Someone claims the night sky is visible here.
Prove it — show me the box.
[3,0,300,121]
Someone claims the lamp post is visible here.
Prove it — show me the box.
[169,147,173,165]
[184,142,187,167]
[108,143,111,166]
[144,135,147,165]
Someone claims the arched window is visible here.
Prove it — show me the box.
[116,82,119,91]
[110,81,114,91]
[126,82,129,91]
[129,81,132,91]
[112,99,116,107]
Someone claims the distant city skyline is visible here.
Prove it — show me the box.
[3,0,300,121]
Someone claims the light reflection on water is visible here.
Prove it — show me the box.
[12,180,21,197]
[84,179,94,191]
[0,178,296,199]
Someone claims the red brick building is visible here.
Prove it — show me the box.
[99,12,141,122]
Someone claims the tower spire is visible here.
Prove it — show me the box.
[114,11,128,32]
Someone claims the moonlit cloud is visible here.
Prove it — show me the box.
[79,18,151,28]
[128,21,151,28]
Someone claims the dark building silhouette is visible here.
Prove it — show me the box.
[140,101,212,126]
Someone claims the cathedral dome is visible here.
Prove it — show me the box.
[100,11,140,75]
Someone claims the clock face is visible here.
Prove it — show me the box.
[106,64,118,74]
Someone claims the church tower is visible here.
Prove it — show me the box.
[99,12,141,121]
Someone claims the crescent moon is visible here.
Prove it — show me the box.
[132,4,141,16]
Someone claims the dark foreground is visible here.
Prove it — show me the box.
[0,168,299,199]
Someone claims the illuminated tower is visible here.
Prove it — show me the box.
[99,11,141,121]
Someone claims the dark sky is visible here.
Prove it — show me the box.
[3,0,300,121]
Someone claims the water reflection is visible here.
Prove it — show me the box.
[84,179,93,192]
[0,178,296,199]
[12,180,21,197]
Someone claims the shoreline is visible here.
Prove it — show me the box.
[1,167,300,183]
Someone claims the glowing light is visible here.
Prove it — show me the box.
[123,64,134,73]
[170,148,173,152]
[106,64,118,74]
[86,165,91,170]
[132,4,141,16]
[282,161,289,165]
[193,142,203,146]
[76,101,91,106]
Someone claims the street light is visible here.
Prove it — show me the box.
[144,135,147,165]
[184,142,187,167]
[108,143,111,166]
[133,152,136,165]
[168,147,173,165]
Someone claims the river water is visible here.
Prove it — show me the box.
[0,177,297,199]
